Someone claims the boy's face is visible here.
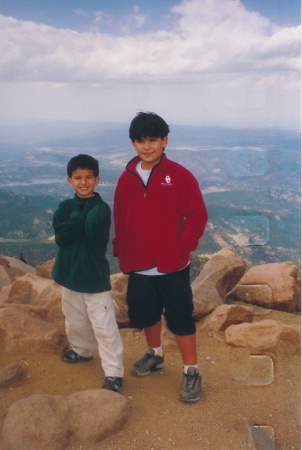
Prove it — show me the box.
[131,136,168,170]
[67,169,100,198]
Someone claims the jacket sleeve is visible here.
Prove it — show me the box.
[52,202,88,247]
[178,175,208,261]
[85,203,111,255]
[112,180,121,257]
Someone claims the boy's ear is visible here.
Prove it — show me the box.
[95,175,100,185]
[67,177,72,187]
[163,136,168,147]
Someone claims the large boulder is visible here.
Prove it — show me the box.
[1,390,130,449]
[0,256,17,290]
[192,249,246,319]
[202,304,254,331]
[0,257,36,290]
[0,284,11,304]
[0,265,11,290]
[35,258,55,279]
[1,394,70,450]
[0,305,66,353]
[0,255,10,267]
[67,390,130,443]
[110,273,130,328]
[5,256,36,275]
[0,273,63,321]
[225,319,300,355]
[227,261,299,313]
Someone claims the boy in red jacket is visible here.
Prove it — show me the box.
[113,112,208,401]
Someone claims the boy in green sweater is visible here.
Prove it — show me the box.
[52,154,124,393]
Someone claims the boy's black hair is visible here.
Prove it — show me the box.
[129,112,170,142]
[67,154,99,177]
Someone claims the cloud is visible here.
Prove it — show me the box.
[0,0,299,85]
[92,10,113,25]
[171,0,300,73]
[74,8,88,18]
[0,0,300,128]
[121,5,148,33]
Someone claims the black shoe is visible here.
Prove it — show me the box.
[102,376,123,393]
[179,367,201,402]
[61,348,93,363]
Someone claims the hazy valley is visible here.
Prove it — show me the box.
[0,121,300,271]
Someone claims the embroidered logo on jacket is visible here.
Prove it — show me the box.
[161,175,173,186]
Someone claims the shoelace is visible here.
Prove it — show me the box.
[138,353,152,364]
[185,373,199,389]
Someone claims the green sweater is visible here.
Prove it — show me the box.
[52,192,111,293]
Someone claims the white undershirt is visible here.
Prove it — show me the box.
[136,160,151,185]
[135,161,165,276]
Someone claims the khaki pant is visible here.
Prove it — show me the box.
[62,287,124,378]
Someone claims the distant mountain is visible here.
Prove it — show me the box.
[0,122,300,270]
[0,190,58,239]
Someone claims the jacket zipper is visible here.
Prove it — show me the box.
[126,154,164,198]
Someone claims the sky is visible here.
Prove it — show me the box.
[0,0,300,129]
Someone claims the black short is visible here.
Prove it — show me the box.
[126,265,196,336]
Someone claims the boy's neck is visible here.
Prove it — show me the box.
[76,192,95,198]
[140,161,152,171]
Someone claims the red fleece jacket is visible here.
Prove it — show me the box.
[113,153,208,274]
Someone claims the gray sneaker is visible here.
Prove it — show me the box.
[179,367,201,402]
[131,348,164,376]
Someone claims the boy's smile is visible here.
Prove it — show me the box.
[132,136,168,170]
[67,169,100,198]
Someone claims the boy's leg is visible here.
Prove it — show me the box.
[131,321,164,376]
[127,273,165,376]
[175,333,197,366]
[161,267,202,401]
[62,287,97,358]
[175,333,201,403]
[85,291,124,378]
[144,321,162,348]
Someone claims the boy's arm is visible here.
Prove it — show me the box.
[52,202,88,246]
[178,177,208,261]
[85,204,111,255]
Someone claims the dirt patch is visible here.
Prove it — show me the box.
[0,309,300,449]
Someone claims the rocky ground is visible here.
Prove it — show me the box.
[0,305,300,449]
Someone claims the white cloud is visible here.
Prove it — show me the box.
[93,10,105,23]
[74,9,88,18]
[121,5,148,33]
[0,0,299,83]
[92,10,113,25]
[0,0,300,128]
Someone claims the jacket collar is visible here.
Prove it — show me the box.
[73,192,101,205]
